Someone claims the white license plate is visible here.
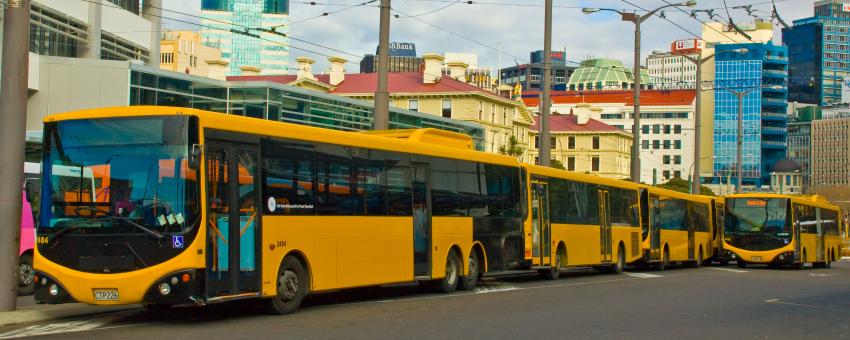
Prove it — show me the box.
[751,256,763,261]
[93,289,119,301]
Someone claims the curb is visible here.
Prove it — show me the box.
[0,304,141,327]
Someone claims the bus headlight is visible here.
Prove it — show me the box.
[49,284,59,296]
[158,283,171,296]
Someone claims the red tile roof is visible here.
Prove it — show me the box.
[522,89,695,107]
[532,114,627,133]
[228,72,498,97]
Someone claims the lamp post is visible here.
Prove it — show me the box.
[677,46,748,194]
[687,156,716,194]
[583,0,697,183]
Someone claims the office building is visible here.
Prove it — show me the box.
[646,39,703,90]
[499,50,575,92]
[200,0,289,75]
[783,0,850,105]
[523,90,695,184]
[160,30,223,78]
[712,42,789,189]
[812,115,850,188]
[359,42,423,73]
[566,58,650,91]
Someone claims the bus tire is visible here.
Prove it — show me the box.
[266,256,309,315]
[435,250,460,293]
[458,249,480,290]
[541,246,564,280]
[612,244,625,274]
[17,253,34,296]
[736,260,747,268]
[695,247,703,268]
[656,247,669,271]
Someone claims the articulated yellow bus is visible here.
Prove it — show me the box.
[34,106,542,313]
[723,194,842,269]
[525,165,643,276]
[639,187,714,269]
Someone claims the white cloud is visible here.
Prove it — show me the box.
[162,0,814,73]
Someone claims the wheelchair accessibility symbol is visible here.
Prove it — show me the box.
[172,235,184,249]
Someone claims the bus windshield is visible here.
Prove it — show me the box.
[40,116,199,235]
[725,198,790,251]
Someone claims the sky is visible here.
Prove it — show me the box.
[161,0,814,73]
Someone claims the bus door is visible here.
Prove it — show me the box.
[412,162,432,277]
[599,189,612,263]
[649,196,662,261]
[531,180,551,266]
[816,208,825,262]
[715,202,725,257]
[687,204,696,260]
[205,141,261,298]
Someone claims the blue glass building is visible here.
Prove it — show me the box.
[713,42,788,188]
[783,0,850,105]
[201,0,289,75]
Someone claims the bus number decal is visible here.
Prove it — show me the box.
[37,236,49,245]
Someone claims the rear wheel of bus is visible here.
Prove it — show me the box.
[266,256,309,315]
[434,250,460,293]
[459,249,480,290]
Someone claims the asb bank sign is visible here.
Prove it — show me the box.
[387,42,417,57]
[671,39,704,54]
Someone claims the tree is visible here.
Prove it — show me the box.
[656,176,715,196]
[498,135,524,159]
[550,159,566,170]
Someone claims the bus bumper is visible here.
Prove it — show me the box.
[34,269,202,306]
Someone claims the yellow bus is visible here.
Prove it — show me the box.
[524,165,643,277]
[639,186,713,269]
[34,106,538,313]
[724,194,842,269]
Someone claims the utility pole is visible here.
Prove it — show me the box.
[539,0,552,167]
[630,19,642,182]
[0,0,31,312]
[142,0,162,67]
[373,0,391,130]
[692,56,702,194]
[736,93,744,193]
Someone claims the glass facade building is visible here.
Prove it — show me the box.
[201,0,289,75]
[713,42,788,188]
[784,1,850,105]
[128,64,485,149]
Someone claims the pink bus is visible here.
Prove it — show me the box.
[18,162,40,295]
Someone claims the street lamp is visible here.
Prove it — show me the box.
[725,85,784,193]
[583,0,697,183]
[677,46,748,195]
[687,156,716,194]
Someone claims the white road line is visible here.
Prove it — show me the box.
[623,272,661,279]
[0,316,128,339]
[474,282,518,294]
[708,267,748,273]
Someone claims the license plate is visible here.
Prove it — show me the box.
[93,289,119,301]
[751,256,762,261]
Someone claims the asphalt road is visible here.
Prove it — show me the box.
[3,260,850,339]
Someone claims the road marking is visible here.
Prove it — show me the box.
[474,281,518,294]
[809,273,833,277]
[0,316,131,339]
[708,267,748,273]
[623,272,661,279]
[764,298,819,309]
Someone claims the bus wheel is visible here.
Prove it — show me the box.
[736,260,747,268]
[612,245,625,274]
[656,248,669,271]
[695,248,703,268]
[541,247,563,280]
[436,250,460,293]
[17,254,34,296]
[459,250,480,290]
[266,256,309,315]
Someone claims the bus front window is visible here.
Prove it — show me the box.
[40,116,199,236]
[725,198,790,251]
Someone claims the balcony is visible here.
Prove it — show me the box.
[762,98,788,107]
[761,112,788,120]
[762,126,786,135]
[762,140,786,149]
[762,69,787,78]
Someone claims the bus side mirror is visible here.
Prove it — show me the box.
[24,181,35,203]
[189,144,202,169]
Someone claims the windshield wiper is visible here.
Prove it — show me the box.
[108,216,165,240]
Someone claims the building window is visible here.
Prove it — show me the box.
[642,125,650,134]
[408,99,419,112]
[567,157,575,171]
[653,125,660,134]
[663,155,671,165]
[442,99,452,118]
[664,125,671,134]
[642,140,650,149]
[663,170,671,179]
[674,125,682,134]
[674,140,682,149]
[673,170,681,178]
[663,140,671,149]
[592,136,600,149]
[591,157,600,172]
[653,140,660,149]
[673,155,681,165]
[568,136,575,149]
[551,137,556,149]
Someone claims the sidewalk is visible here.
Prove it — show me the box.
[0,297,140,326]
